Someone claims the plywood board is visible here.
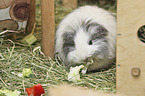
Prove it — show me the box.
[117,0,145,96]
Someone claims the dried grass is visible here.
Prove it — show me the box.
[0,39,116,95]
[0,0,116,95]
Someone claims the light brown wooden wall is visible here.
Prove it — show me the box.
[117,0,145,96]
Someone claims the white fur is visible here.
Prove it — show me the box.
[55,5,116,71]
[67,27,99,63]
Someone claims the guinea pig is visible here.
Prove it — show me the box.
[55,5,117,72]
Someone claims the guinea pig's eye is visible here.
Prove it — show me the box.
[89,40,93,45]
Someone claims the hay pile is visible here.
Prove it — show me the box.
[0,0,116,95]
[0,39,116,95]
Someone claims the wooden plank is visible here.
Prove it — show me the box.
[9,0,31,21]
[63,0,78,8]
[0,0,14,9]
[117,0,145,96]
[48,85,126,96]
[41,0,55,58]
[27,0,35,33]
[0,19,18,32]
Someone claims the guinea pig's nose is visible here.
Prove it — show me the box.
[83,57,89,63]
[83,57,94,64]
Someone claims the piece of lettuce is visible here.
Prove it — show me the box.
[68,65,84,82]
[0,89,20,96]
[22,68,32,77]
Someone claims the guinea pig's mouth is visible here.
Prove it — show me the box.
[82,57,94,64]
[66,57,94,66]
[81,58,94,74]
[66,58,94,74]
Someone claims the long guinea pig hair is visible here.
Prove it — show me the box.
[55,5,116,72]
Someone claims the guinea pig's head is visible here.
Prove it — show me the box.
[59,19,113,69]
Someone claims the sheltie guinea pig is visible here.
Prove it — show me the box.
[55,5,116,72]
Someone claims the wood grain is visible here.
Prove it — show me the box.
[41,0,55,58]
[0,0,14,9]
[9,0,31,21]
[48,85,127,96]
[27,0,35,33]
[117,0,145,95]
[0,19,18,32]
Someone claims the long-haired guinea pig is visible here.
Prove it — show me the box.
[55,5,116,72]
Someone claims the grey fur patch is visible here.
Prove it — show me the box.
[91,26,108,40]
[62,32,76,56]
[81,19,110,63]
[81,19,108,40]
[81,19,108,47]
[85,20,101,32]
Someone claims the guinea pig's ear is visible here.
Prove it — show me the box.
[97,26,108,37]
[91,26,108,40]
